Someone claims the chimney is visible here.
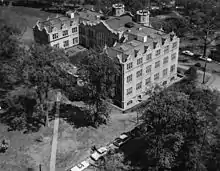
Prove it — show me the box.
[112,3,125,17]
[136,10,150,26]
[66,11,75,18]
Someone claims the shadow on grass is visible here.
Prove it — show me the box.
[0,108,44,134]
[59,104,94,128]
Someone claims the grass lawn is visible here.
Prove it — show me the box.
[0,123,53,171]
[55,104,138,171]
[0,6,56,45]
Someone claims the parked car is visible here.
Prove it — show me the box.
[199,56,212,62]
[194,62,201,67]
[182,50,194,56]
[90,146,108,161]
[130,124,153,137]
[69,160,90,171]
[113,133,131,147]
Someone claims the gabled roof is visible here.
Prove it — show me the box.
[36,15,78,32]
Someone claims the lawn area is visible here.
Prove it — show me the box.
[0,6,56,45]
[55,104,138,171]
[0,123,53,171]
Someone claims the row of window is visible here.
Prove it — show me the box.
[134,41,177,58]
[127,52,177,70]
[53,37,79,48]
[126,64,176,84]
[126,76,175,106]
[52,27,78,40]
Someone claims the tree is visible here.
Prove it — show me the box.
[184,66,198,82]
[136,85,220,170]
[0,20,26,89]
[22,43,69,127]
[77,50,119,126]
[184,0,220,83]
[96,151,136,171]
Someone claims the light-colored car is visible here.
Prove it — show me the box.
[69,160,90,171]
[199,56,212,62]
[182,50,194,56]
[90,147,108,161]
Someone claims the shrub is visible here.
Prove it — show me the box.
[0,138,10,153]
[194,62,201,67]
[184,66,198,81]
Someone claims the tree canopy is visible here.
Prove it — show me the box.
[124,80,220,171]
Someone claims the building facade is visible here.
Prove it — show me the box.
[33,11,79,49]
[77,4,134,49]
[107,30,179,110]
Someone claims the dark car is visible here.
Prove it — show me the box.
[113,133,131,147]
[130,124,153,137]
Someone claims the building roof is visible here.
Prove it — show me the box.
[112,27,169,53]
[105,15,133,31]
[37,14,78,32]
[76,9,104,22]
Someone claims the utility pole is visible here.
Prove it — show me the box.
[39,164,42,171]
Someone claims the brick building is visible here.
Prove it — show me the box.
[33,11,79,49]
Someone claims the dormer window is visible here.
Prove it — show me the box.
[134,49,139,57]
[70,21,73,26]
[162,38,166,45]
[61,23,65,29]
[144,46,148,53]
[153,42,157,49]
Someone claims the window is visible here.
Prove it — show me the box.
[134,50,139,57]
[163,68,168,76]
[162,81,167,85]
[127,100,133,106]
[127,87,132,95]
[171,53,176,60]
[170,76,175,81]
[136,69,142,78]
[155,61,160,68]
[63,30,68,36]
[170,64,175,72]
[136,82,142,90]
[70,21,73,26]
[54,43,59,48]
[73,37,78,44]
[145,77,151,85]
[127,62,133,70]
[163,56,169,64]
[146,53,152,61]
[154,73,159,80]
[172,41,177,49]
[52,33,58,39]
[155,49,161,56]
[137,57,143,65]
[164,45,169,54]
[146,65,151,74]
[63,40,69,47]
[127,74,132,83]
[72,27,78,33]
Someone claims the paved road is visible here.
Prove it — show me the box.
[50,103,60,171]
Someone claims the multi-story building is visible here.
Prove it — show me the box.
[33,11,79,49]
[104,5,180,110]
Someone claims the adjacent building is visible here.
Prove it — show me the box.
[77,4,135,49]
[33,11,79,49]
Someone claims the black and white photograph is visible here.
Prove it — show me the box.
[0,0,220,170]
